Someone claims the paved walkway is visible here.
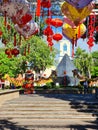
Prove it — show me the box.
[0,93,98,130]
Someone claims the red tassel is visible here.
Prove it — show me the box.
[28,44,30,54]
[36,0,41,17]
[19,34,21,46]
[14,33,17,46]
[24,46,26,56]
[48,9,51,17]
[78,25,81,38]
[4,11,7,26]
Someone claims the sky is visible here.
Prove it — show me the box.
[75,38,98,53]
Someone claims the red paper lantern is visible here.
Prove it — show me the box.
[87,40,94,47]
[41,1,51,8]
[12,48,19,56]
[0,30,3,37]
[20,13,32,26]
[47,36,52,42]
[5,49,12,55]
[43,26,53,36]
[48,42,53,46]
[45,18,52,25]
[53,33,62,41]
[51,18,63,28]
[95,26,98,32]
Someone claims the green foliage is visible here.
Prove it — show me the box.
[21,36,57,72]
[74,48,98,78]
[0,49,22,77]
[91,51,98,77]
[0,16,57,78]
[74,47,93,78]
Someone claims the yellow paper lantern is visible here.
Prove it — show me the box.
[62,23,86,40]
[61,2,94,26]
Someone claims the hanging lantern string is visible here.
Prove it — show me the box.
[24,46,26,56]
[28,44,30,54]
[72,37,75,58]
[4,11,7,27]
[14,33,16,46]
[19,34,21,46]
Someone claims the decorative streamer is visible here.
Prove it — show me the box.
[36,0,41,17]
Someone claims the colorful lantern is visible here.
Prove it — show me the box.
[51,18,63,28]
[1,1,29,18]
[15,21,39,39]
[63,16,86,28]
[53,33,62,41]
[62,23,86,41]
[61,2,94,26]
[65,0,93,8]
[12,13,32,27]
[43,26,53,36]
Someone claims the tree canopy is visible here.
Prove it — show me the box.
[0,17,57,78]
[74,47,98,78]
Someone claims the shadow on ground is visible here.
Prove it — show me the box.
[0,119,34,130]
[36,93,98,130]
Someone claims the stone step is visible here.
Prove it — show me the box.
[0,119,97,130]
[0,94,98,130]
[3,102,98,106]
[0,111,95,115]
[0,114,96,119]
